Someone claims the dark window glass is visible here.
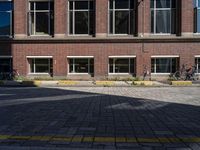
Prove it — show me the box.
[69,1,94,35]
[0,1,12,11]
[75,1,88,9]
[30,59,52,73]
[0,12,11,36]
[0,59,12,73]
[69,1,73,10]
[75,11,88,34]
[36,12,49,34]
[89,59,94,74]
[109,0,135,35]
[152,58,178,73]
[0,1,12,36]
[115,11,129,34]
[115,0,129,9]
[196,58,200,73]
[196,9,200,32]
[109,58,135,73]
[36,2,49,10]
[156,0,170,8]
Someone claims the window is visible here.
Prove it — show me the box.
[109,0,135,35]
[29,58,53,74]
[151,0,176,34]
[109,58,135,74]
[69,58,94,74]
[28,1,54,35]
[195,57,200,73]
[0,58,12,73]
[0,0,13,36]
[69,0,94,35]
[151,57,179,73]
[194,0,200,33]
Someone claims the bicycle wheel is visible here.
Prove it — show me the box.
[173,71,181,80]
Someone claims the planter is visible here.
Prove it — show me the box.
[22,81,41,86]
[58,80,78,86]
[95,81,114,86]
[170,81,192,86]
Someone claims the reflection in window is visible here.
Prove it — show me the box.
[109,58,135,74]
[28,1,54,35]
[151,0,176,34]
[194,0,200,33]
[109,0,135,35]
[151,57,179,73]
[29,58,53,74]
[69,0,94,35]
[0,1,13,36]
[69,58,94,74]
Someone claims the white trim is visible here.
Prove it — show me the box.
[26,56,53,58]
[195,55,200,58]
[67,56,94,58]
[0,56,12,58]
[151,73,171,75]
[109,55,136,58]
[151,55,179,58]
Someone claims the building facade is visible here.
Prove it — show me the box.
[0,0,200,80]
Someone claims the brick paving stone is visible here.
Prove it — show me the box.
[0,87,200,149]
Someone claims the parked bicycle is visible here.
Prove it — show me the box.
[0,69,19,80]
[170,64,199,81]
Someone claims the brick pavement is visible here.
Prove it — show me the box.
[0,87,200,149]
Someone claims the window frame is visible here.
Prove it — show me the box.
[108,56,136,75]
[68,0,94,36]
[195,56,200,74]
[108,0,135,35]
[0,0,13,37]
[68,57,94,75]
[28,0,54,36]
[150,0,175,35]
[151,56,179,74]
[28,57,53,75]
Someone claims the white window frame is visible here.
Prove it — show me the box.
[0,0,13,37]
[195,56,200,74]
[68,0,94,36]
[108,56,136,75]
[151,0,175,35]
[108,0,134,35]
[28,0,53,36]
[151,56,179,75]
[67,56,94,75]
[28,57,53,75]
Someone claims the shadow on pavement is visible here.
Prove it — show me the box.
[0,87,199,149]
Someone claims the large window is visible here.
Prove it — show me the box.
[29,58,53,74]
[0,0,13,36]
[28,1,54,36]
[109,0,135,35]
[194,0,200,33]
[69,0,94,35]
[151,57,179,73]
[69,58,94,74]
[151,0,176,34]
[195,57,200,73]
[109,58,135,74]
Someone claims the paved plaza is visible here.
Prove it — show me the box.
[0,87,200,150]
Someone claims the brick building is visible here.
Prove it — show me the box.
[0,0,200,80]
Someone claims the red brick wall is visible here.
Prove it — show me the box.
[11,42,200,78]
[13,0,27,36]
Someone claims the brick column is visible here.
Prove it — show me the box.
[54,0,67,38]
[182,0,194,36]
[96,0,108,37]
[13,0,27,38]
[138,0,151,37]
[53,56,67,78]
